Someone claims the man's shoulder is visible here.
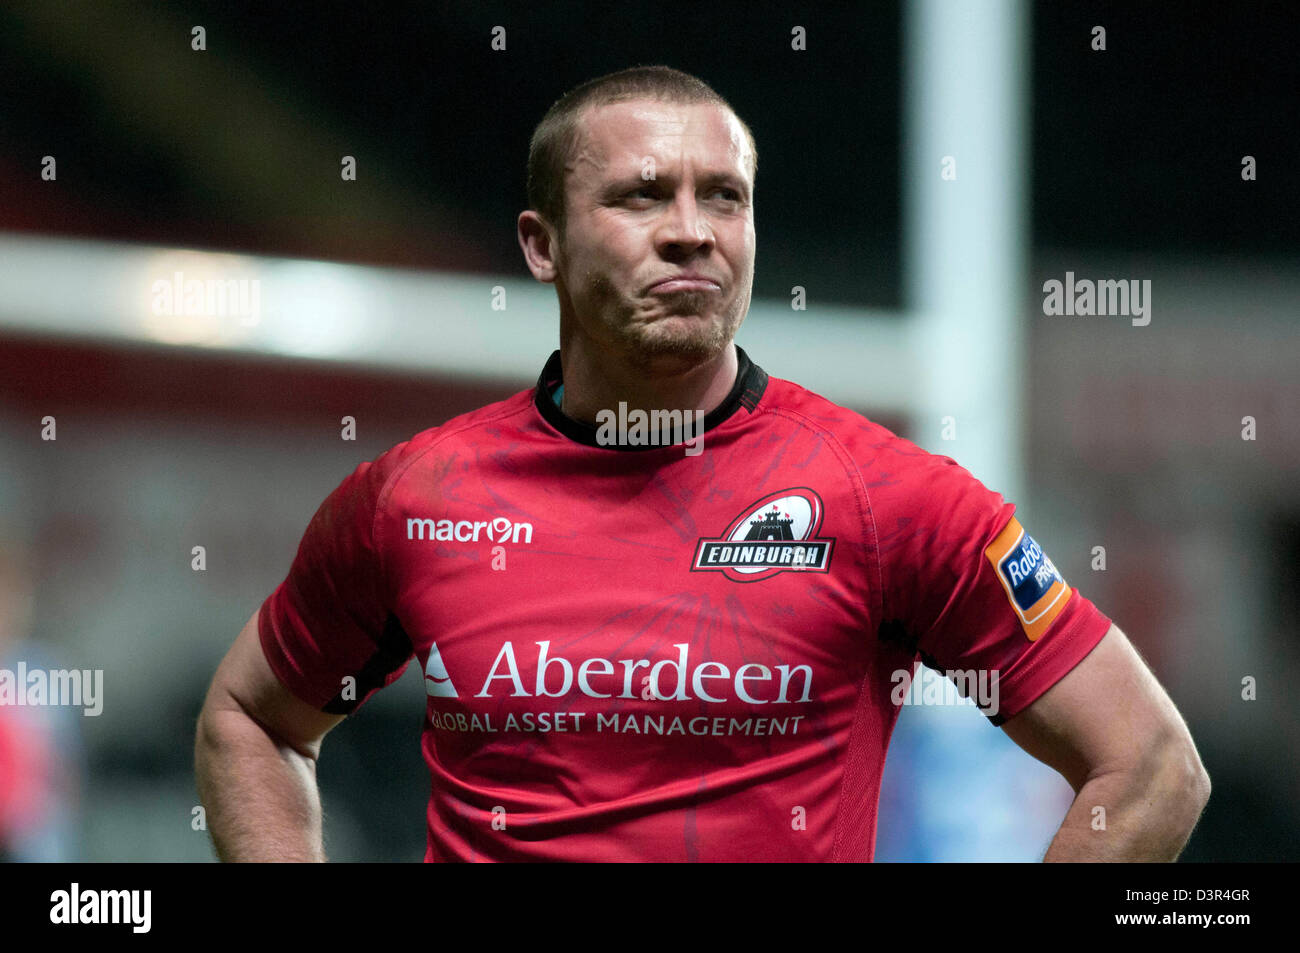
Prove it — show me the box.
[759,370,982,490]
[345,384,539,497]
[405,384,538,450]
[760,372,915,457]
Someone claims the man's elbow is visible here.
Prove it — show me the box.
[1159,717,1211,803]
[1090,725,1211,843]
[1140,731,1211,836]
[1179,746,1211,820]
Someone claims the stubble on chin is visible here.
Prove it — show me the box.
[615,291,740,372]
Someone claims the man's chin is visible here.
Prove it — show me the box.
[620,319,733,373]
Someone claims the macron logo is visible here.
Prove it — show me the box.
[407,516,533,544]
[424,644,458,698]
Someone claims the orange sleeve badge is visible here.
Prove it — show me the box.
[983,517,1073,641]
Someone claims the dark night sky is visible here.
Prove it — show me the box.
[0,0,1295,309]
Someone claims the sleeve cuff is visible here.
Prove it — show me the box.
[986,591,1112,726]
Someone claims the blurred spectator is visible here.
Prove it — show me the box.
[0,528,82,861]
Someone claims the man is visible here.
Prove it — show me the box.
[195,65,1209,862]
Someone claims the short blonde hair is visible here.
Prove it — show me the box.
[526,65,757,237]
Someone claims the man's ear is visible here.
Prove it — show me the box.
[517,210,561,283]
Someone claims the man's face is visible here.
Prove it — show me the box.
[553,99,755,370]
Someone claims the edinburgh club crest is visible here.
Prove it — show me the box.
[692,488,835,582]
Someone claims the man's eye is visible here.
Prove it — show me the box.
[626,187,657,201]
[710,188,741,201]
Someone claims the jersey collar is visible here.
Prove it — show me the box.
[533,345,769,451]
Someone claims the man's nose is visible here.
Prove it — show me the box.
[655,192,714,257]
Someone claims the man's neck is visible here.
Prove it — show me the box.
[556,340,740,426]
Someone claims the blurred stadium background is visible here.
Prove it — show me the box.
[0,0,1296,861]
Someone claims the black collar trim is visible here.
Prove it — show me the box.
[533,346,769,451]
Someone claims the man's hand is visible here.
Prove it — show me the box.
[194,608,345,861]
[1000,622,1210,861]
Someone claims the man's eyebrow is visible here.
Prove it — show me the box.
[700,172,751,194]
[603,170,751,192]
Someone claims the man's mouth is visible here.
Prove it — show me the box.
[649,276,721,294]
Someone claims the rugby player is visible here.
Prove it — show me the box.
[195,66,1210,862]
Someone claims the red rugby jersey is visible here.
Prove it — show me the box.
[258,345,1111,861]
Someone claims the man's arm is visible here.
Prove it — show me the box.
[1000,622,1210,861]
[194,608,345,861]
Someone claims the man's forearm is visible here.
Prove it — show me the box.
[195,705,327,862]
[1042,754,1210,861]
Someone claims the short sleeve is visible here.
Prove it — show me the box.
[258,446,415,715]
[869,438,1112,726]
